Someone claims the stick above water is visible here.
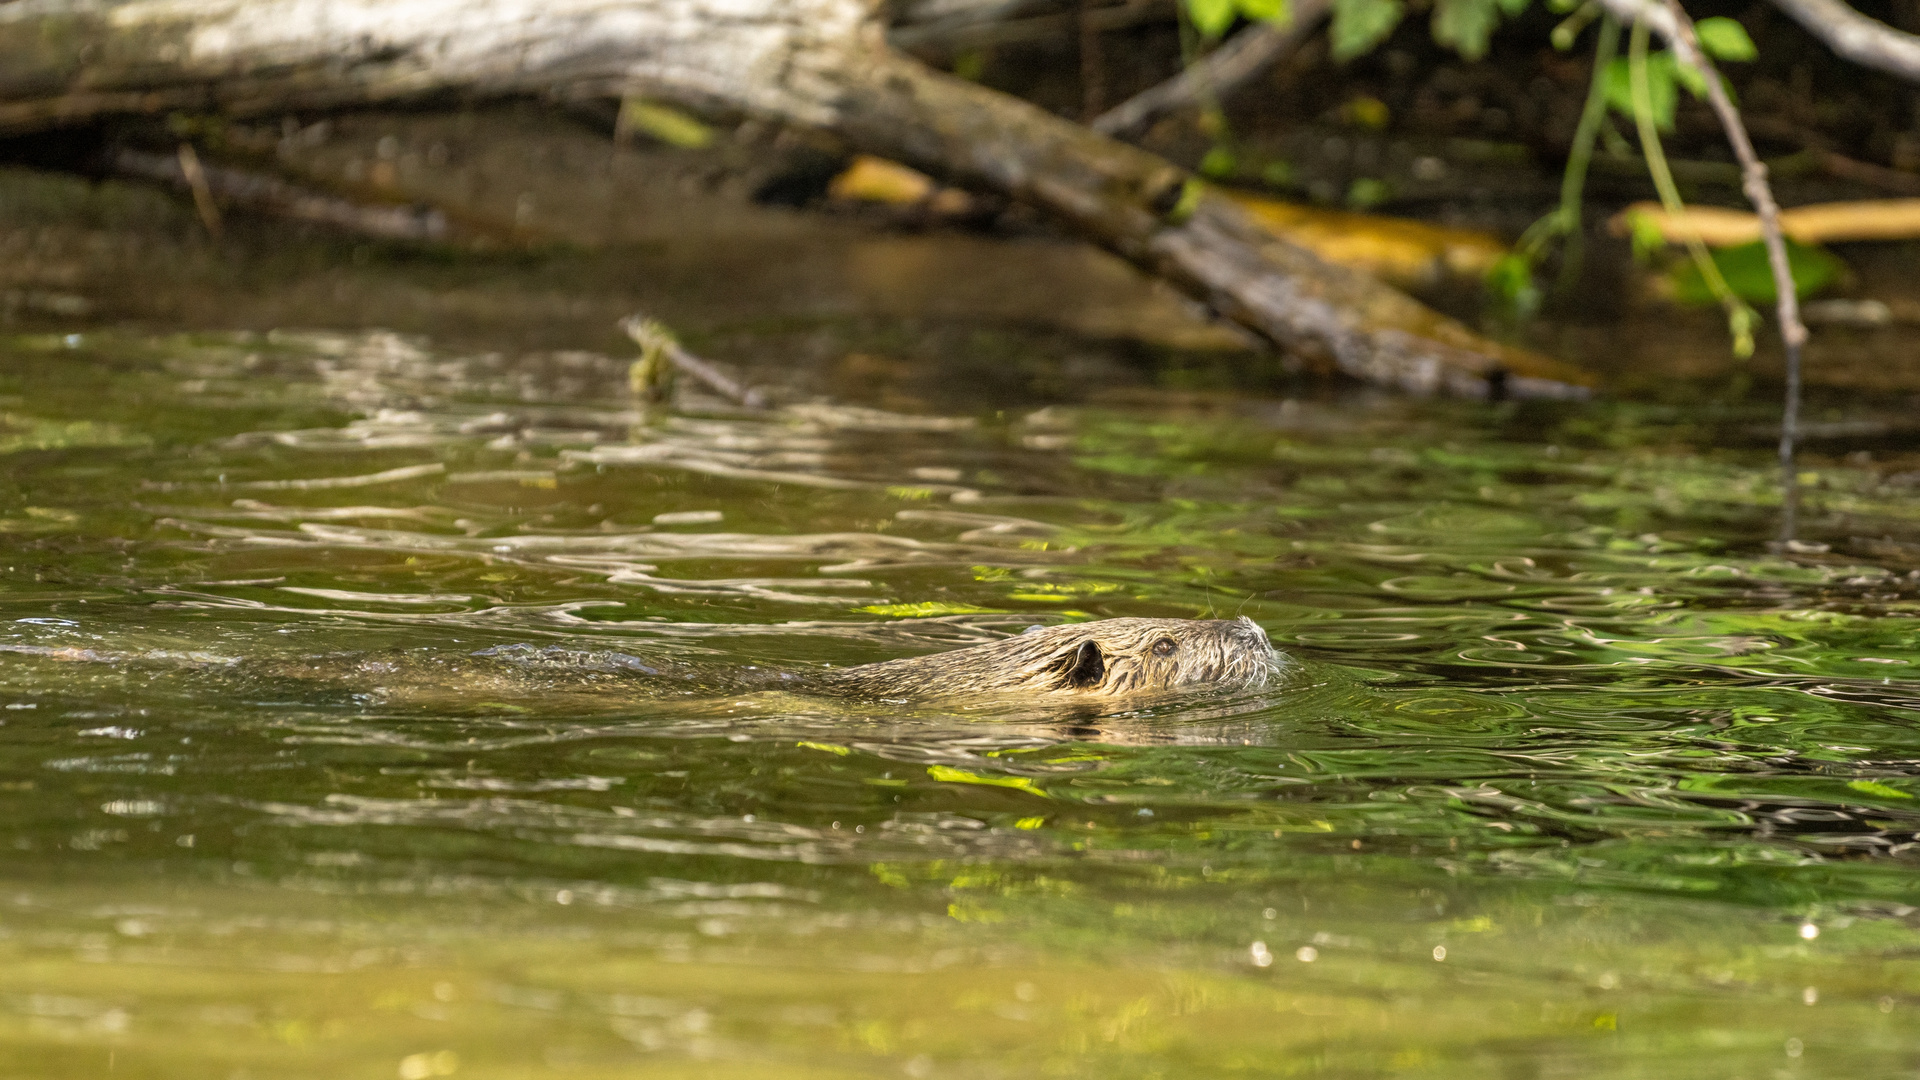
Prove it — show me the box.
[621,316,767,409]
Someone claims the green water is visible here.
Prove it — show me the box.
[1,327,1918,1079]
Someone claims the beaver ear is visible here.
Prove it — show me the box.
[1057,640,1105,689]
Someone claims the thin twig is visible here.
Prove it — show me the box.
[1079,0,1107,119]
[176,143,224,239]
[1626,18,1755,355]
[620,316,767,409]
[1654,0,1810,540]
[1090,0,1332,136]
[114,148,448,241]
[1592,0,1809,538]
[1555,15,1621,293]
[1819,150,1920,194]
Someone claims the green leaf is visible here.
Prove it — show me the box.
[856,602,1004,617]
[1186,0,1240,38]
[1331,0,1405,59]
[927,765,1052,799]
[1486,253,1536,300]
[1238,0,1290,22]
[1485,253,1542,319]
[1603,54,1676,131]
[1495,0,1531,18]
[1199,144,1239,179]
[952,50,986,81]
[1695,17,1757,62]
[1667,240,1845,305]
[618,99,714,149]
[1667,53,1708,98]
[1602,58,1632,117]
[1848,779,1913,799]
[1164,177,1207,224]
[1345,176,1393,208]
[1432,0,1503,60]
[1343,94,1391,129]
[1625,209,1668,262]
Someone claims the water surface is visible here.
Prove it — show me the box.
[1,328,1918,1078]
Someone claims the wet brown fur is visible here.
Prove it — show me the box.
[10,618,1282,708]
[818,617,1282,699]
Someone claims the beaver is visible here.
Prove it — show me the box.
[8,617,1283,708]
[817,616,1283,700]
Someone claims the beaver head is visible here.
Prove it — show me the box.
[822,616,1283,699]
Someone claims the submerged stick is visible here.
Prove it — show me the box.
[621,316,768,409]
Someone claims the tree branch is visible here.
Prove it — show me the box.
[1091,0,1332,137]
[1766,0,1920,82]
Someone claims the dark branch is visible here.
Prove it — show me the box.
[1091,0,1331,137]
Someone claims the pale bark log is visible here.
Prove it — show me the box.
[0,0,1591,397]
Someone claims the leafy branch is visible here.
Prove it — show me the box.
[1626,14,1758,356]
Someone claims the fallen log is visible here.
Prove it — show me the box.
[0,0,1592,397]
[828,154,1508,290]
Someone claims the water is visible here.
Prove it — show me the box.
[1,326,1918,1078]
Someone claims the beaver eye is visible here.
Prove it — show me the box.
[1152,638,1177,657]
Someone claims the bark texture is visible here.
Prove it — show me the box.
[0,0,1591,397]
